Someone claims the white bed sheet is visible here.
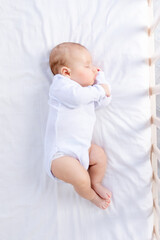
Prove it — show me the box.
[0,0,153,239]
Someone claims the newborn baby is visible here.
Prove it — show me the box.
[44,42,112,209]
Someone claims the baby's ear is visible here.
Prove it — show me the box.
[60,66,71,77]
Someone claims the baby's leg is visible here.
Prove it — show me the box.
[51,156,109,209]
[88,144,112,201]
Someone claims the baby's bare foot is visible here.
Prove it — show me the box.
[92,183,112,200]
[90,193,110,210]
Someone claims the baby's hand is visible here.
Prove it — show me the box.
[96,67,101,72]
[99,84,111,97]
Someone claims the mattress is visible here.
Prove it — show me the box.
[0,0,154,239]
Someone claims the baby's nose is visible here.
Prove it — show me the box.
[92,66,97,74]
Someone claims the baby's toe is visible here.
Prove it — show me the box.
[106,190,112,198]
[102,200,109,209]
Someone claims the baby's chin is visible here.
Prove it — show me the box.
[87,79,95,86]
[80,78,95,87]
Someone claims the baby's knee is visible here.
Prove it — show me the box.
[97,146,107,158]
[98,149,107,167]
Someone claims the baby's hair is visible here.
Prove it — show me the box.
[49,42,87,75]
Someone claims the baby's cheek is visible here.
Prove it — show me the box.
[79,71,88,79]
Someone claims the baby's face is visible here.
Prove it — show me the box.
[69,49,98,87]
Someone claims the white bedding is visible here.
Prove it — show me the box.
[0,0,153,239]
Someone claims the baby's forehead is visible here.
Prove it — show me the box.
[67,45,90,57]
[62,46,92,64]
[72,48,92,62]
[79,52,92,64]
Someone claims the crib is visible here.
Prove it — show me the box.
[0,0,160,239]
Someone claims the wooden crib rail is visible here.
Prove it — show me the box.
[148,0,152,6]
[152,144,160,162]
[151,144,160,240]
[148,1,160,239]
[148,16,160,36]
[153,171,160,186]
[150,84,160,95]
[151,116,160,128]
[148,54,160,66]
[152,226,160,240]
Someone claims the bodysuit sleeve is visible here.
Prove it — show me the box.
[94,71,112,110]
[49,74,106,108]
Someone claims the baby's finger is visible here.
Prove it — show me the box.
[106,91,111,97]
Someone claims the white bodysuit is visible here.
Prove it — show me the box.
[44,71,112,180]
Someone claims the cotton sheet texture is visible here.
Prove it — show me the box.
[0,0,153,240]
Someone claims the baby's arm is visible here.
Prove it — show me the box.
[94,71,112,109]
[49,75,106,108]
